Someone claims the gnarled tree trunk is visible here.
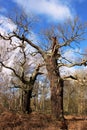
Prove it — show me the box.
[44,54,68,129]
[44,54,64,120]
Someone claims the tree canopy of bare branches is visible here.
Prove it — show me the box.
[0,12,87,128]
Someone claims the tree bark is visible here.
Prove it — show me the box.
[44,54,64,120]
[44,54,68,129]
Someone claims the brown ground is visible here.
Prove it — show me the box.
[0,111,87,130]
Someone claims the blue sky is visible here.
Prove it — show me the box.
[0,0,87,50]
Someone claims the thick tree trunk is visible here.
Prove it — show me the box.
[44,55,68,129]
[44,55,64,120]
[22,89,32,113]
[51,78,64,119]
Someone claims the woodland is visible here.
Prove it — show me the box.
[0,11,87,130]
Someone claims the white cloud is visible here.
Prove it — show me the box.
[60,66,76,77]
[13,0,73,21]
[0,15,16,34]
[60,49,79,76]
[63,49,77,62]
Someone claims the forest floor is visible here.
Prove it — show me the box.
[0,111,87,130]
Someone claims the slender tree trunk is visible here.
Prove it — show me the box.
[22,89,32,113]
[45,55,64,120]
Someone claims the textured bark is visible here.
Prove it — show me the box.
[44,54,68,129]
[44,54,64,120]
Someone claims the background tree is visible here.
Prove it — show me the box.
[0,72,10,111]
[63,68,87,116]
[74,69,87,115]
[0,33,43,113]
[64,80,78,115]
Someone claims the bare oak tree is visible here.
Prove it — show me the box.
[0,35,43,113]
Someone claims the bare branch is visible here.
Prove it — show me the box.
[68,60,87,67]
[63,75,77,80]
[31,64,44,82]
[13,32,45,57]
[59,59,87,67]
[62,57,73,64]
[0,61,22,80]
[56,17,87,48]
